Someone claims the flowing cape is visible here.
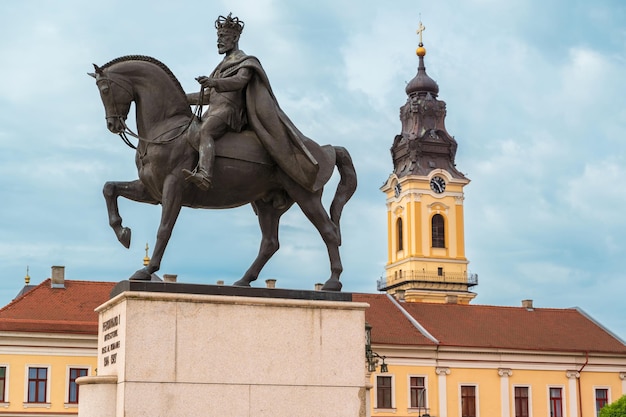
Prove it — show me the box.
[219,53,321,191]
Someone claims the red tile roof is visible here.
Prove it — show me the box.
[397,301,626,354]
[354,293,436,346]
[0,279,115,335]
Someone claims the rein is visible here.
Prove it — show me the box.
[101,74,204,150]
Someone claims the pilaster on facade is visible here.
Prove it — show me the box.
[566,370,580,417]
[436,367,450,417]
[498,369,513,417]
[620,372,626,395]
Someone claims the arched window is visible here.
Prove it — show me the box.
[396,218,403,251]
[431,214,445,248]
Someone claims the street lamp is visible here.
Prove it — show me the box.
[365,322,388,373]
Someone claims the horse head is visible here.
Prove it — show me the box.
[90,56,192,138]
[90,63,133,134]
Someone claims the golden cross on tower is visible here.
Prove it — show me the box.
[416,21,426,44]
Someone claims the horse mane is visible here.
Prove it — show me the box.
[101,55,187,97]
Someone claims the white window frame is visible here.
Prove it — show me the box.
[374,374,396,411]
[512,384,533,417]
[0,364,9,406]
[64,365,91,408]
[459,383,479,417]
[23,365,51,408]
[407,374,428,413]
[547,385,566,417]
[592,386,611,417]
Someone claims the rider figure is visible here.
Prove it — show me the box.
[185,13,319,192]
[183,14,252,190]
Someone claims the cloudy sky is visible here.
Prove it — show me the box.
[1,0,625,340]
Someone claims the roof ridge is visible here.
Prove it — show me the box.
[425,302,579,312]
[0,317,97,325]
[0,278,51,314]
[574,306,626,346]
[386,294,439,344]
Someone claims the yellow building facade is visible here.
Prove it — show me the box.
[0,267,112,416]
[367,24,626,417]
[358,293,626,417]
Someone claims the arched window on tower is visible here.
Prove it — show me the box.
[396,218,403,251]
[431,214,445,248]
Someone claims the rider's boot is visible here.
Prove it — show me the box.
[183,167,212,191]
[183,137,214,191]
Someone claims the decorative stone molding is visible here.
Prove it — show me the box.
[619,372,626,380]
[404,190,423,202]
[435,367,450,376]
[566,370,580,379]
[454,196,465,205]
[393,206,404,216]
[498,368,513,377]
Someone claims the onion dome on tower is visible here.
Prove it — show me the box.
[391,23,466,180]
[405,41,439,97]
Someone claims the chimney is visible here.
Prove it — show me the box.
[314,283,324,291]
[163,274,177,283]
[51,266,65,288]
[265,279,276,289]
[522,299,534,310]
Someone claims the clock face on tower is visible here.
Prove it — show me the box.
[430,176,446,193]
[394,183,402,197]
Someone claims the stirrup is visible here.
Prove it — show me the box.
[182,168,212,190]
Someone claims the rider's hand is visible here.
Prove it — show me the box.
[196,76,216,89]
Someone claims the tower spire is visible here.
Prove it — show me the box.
[380,22,476,304]
[143,243,150,267]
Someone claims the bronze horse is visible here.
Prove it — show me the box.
[90,56,356,291]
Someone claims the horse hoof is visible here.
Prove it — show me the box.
[118,227,131,249]
[232,278,252,287]
[129,268,151,281]
[321,279,342,292]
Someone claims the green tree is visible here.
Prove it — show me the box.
[599,395,626,417]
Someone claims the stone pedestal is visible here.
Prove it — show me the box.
[78,282,369,417]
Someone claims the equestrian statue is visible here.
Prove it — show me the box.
[89,13,357,291]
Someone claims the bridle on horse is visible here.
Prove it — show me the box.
[97,73,204,150]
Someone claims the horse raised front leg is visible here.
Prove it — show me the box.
[103,180,158,249]
[130,174,184,281]
[233,198,293,287]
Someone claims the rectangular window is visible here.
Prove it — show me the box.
[514,386,529,417]
[27,367,47,403]
[410,376,426,408]
[595,388,608,416]
[68,368,89,404]
[0,366,6,402]
[549,387,563,417]
[461,385,476,417]
[376,376,393,409]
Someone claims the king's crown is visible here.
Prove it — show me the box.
[215,13,244,34]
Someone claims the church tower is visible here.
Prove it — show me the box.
[379,23,477,304]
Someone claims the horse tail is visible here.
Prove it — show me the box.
[330,146,357,245]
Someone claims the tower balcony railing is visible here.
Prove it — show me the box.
[377,270,478,291]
